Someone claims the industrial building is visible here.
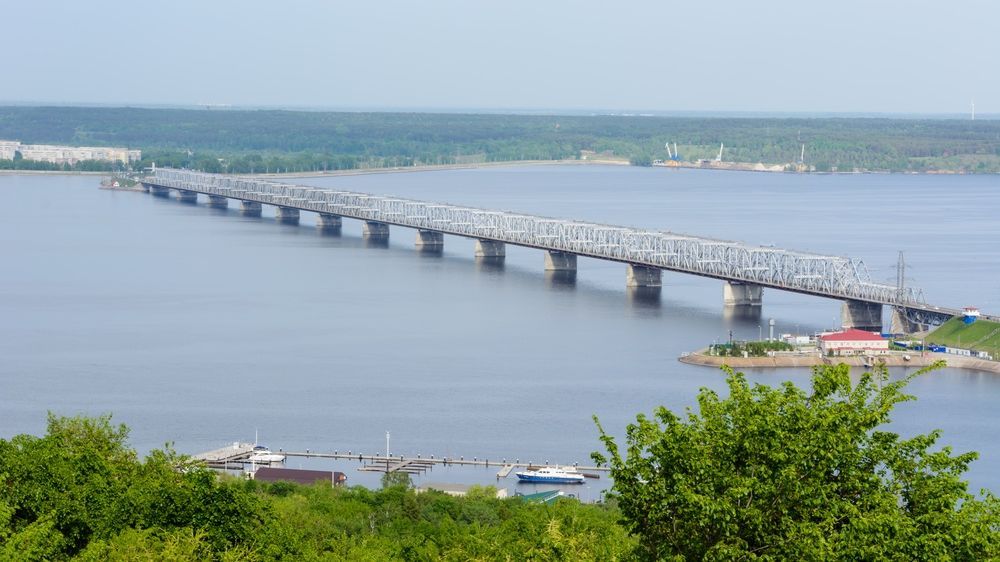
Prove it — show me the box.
[0,140,141,165]
[818,329,889,356]
[251,467,346,487]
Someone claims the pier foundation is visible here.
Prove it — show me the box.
[626,264,662,288]
[275,206,300,224]
[544,251,577,272]
[174,189,198,203]
[415,230,444,248]
[723,282,763,307]
[207,195,228,209]
[841,300,883,332]
[317,213,343,230]
[474,239,505,258]
[240,200,262,217]
[362,221,390,238]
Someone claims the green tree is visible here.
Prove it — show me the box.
[594,363,999,560]
[380,470,412,489]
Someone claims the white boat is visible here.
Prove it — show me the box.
[248,445,285,464]
[515,466,585,484]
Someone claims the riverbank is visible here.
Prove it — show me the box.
[679,349,1000,374]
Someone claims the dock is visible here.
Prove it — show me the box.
[191,442,256,468]
[188,444,608,478]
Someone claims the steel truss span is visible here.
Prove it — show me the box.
[148,169,948,312]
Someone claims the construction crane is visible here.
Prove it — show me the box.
[715,143,724,162]
[664,142,681,161]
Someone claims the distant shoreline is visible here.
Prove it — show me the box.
[0,158,995,178]
[680,349,1000,375]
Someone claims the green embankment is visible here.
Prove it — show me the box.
[926,317,1000,357]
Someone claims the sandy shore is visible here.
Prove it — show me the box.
[679,350,1000,374]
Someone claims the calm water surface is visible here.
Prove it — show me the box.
[1,166,998,495]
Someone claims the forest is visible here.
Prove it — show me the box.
[1,106,999,174]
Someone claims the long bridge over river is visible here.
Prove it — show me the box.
[141,168,979,333]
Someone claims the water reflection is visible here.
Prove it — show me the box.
[544,270,576,289]
[363,236,390,249]
[722,304,763,323]
[626,286,661,309]
[415,245,444,258]
[475,256,505,273]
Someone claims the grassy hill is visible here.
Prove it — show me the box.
[925,317,1000,358]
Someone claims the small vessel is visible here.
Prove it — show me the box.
[515,466,585,484]
[248,445,285,464]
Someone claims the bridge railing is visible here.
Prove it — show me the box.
[150,169,927,307]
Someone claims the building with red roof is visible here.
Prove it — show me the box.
[819,329,888,356]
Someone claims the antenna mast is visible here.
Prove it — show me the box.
[896,250,905,302]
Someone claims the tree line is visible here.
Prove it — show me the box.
[1,106,999,174]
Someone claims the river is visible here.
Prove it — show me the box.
[1,165,998,496]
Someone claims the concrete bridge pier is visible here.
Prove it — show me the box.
[275,206,300,224]
[890,307,926,335]
[841,300,883,332]
[723,282,763,307]
[317,213,342,231]
[148,185,170,197]
[626,264,662,288]
[544,251,577,272]
[474,239,505,258]
[415,230,444,249]
[239,200,262,217]
[174,189,198,203]
[362,221,390,238]
[207,195,228,209]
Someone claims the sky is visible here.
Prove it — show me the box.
[0,0,996,114]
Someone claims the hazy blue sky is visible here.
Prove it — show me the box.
[1,0,995,113]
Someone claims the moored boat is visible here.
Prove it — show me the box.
[515,466,585,484]
[248,445,286,463]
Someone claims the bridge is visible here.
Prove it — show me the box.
[141,168,975,333]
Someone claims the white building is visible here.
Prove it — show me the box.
[0,140,140,164]
[0,140,20,160]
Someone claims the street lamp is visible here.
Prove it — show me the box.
[758,324,762,341]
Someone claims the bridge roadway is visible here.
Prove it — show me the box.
[142,168,978,333]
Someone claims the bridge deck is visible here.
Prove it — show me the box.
[144,168,980,316]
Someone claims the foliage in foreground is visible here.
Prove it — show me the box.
[595,363,1000,560]
[0,415,631,560]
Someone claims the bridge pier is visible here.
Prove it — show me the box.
[240,200,262,217]
[474,239,505,258]
[890,307,927,335]
[317,213,342,230]
[362,221,390,238]
[841,300,883,332]
[415,230,443,248]
[275,206,300,224]
[207,195,228,209]
[723,282,763,307]
[174,189,198,203]
[544,251,577,272]
[626,264,661,288]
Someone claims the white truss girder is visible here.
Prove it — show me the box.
[150,169,933,307]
